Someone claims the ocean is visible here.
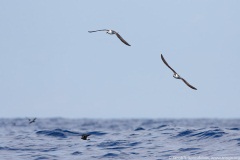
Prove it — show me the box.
[0,118,240,160]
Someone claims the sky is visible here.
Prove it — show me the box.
[0,0,239,119]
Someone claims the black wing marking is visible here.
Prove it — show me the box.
[181,78,197,90]
[114,32,131,46]
[88,29,108,33]
[161,54,177,74]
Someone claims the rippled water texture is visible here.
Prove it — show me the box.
[0,118,240,159]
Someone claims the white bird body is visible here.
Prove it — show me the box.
[173,73,181,79]
[106,30,114,35]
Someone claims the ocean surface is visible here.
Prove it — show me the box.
[0,118,240,160]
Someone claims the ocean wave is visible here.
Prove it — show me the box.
[36,129,80,138]
[102,153,119,158]
[0,146,58,152]
[88,131,107,136]
[98,140,141,150]
[176,128,227,139]
[178,148,201,152]
[134,127,145,131]
[1,118,240,160]
[36,129,107,139]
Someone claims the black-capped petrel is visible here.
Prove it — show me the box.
[81,134,90,140]
[27,118,37,124]
[88,29,131,46]
[161,54,197,90]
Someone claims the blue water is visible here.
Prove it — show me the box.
[0,118,240,160]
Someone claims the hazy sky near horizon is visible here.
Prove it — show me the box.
[0,0,240,118]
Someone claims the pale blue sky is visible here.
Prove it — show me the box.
[0,0,239,118]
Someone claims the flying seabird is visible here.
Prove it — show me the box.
[88,29,131,46]
[27,118,37,124]
[161,54,197,90]
[81,134,90,140]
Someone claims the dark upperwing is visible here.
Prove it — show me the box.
[114,31,131,46]
[161,54,177,74]
[181,78,197,90]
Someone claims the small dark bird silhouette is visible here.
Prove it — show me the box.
[28,118,37,124]
[81,134,90,140]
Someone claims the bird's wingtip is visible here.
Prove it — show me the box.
[160,54,164,60]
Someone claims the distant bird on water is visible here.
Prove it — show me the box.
[27,118,37,124]
[161,54,197,90]
[88,29,131,46]
[81,134,90,140]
